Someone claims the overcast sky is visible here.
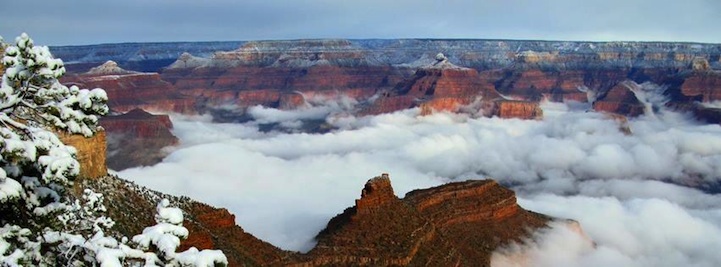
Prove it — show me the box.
[2,0,720,46]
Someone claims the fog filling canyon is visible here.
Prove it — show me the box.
[118,97,721,266]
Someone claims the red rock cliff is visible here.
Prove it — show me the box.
[100,109,179,170]
[680,71,721,102]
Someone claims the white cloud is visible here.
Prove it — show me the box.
[119,101,721,267]
[495,195,721,267]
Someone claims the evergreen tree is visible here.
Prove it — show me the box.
[0,33,226,266]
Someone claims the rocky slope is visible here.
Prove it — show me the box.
[82,173,557,266]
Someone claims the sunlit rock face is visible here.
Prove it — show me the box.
[58,130,108,179]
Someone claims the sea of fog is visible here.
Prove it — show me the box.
[119,99,721,267]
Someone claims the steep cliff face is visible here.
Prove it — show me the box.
[679,71,721,102]
[58,131,108,179]
[100,109,179,171]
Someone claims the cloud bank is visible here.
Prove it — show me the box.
[119,101,721,266]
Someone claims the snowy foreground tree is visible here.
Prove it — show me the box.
[0,33,227,266]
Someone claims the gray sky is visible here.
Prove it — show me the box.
[2,0,720,45]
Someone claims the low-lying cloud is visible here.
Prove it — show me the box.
[119,100,721,266]
[493,195,721,267]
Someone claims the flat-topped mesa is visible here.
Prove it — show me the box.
[405,180,520,227]
[165,52,211,70]
[210,39,369,67]
[355,173,397,214]
[86,60,138,75]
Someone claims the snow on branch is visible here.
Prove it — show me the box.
[0,33,226,266]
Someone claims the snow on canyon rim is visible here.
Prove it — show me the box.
[119,101,721,266]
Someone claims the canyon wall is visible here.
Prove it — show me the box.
[54,39,721,170]
[57,39,721,122]
[58,131,108,179]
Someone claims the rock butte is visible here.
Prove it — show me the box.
[84,173,568,266]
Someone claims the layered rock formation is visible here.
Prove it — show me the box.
[100,109,179,171]
[679,70,721,102]
[371,55,503,116]
[53,39,721,171]
[592,82,648,116]
[56,39,721,122]
[161,40,405,113]
[302,174,550,266]
[61,61,196,113]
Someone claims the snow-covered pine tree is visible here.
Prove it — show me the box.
[0,33,226,266]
